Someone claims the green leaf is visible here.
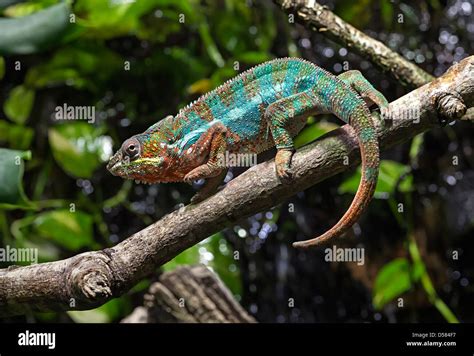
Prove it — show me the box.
[67,310,108,323]
[206,234,242,296]
[0,120,34,149]
[67,306,108,323]
[187,78,212,95]
[33,209,94,250]
[3,85,35,124]
[198,21,225,67]
[0,2,71,55]
[210,66,238,88]
[294,121,339,148]
[48,122,113,178]
[236,52,273,64]
[163,233,242,295]
[339,160,413,198]
[162,242,201,269]
[412,260,425,281]
[0,148,33,209]
[68,297,131,323]
[25,239,61,263]
[428,0,441,10]
[0,56,5,80]
[74,0,178,39]
[25,44,122,90]
[380,0,394,28]
[2,0,58,17]
[398,174,414,193]
[373,258,412,309]
[409,134,424,161]
[335,0,372,28]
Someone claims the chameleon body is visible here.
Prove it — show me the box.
[107,58,388,248]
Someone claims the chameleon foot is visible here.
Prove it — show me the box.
[184,165,214,184]
[190,191,211,204]
[186,167,227,203]
[275,149,294,182]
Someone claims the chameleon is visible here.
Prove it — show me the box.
[107,57,389,248]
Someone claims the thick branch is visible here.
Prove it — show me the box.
[0,56,472,317]
[274,0,434,87]
[121,265,255,323]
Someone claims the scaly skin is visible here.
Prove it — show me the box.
[107,58,389,248]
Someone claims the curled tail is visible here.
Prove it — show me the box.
[293,105,379,248]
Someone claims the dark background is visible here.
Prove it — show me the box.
[0,0,473,323]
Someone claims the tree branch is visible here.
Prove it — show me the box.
[274,0,474,122]
[0,56,472,318]
[274,0,434,88]
[121,265,255,323]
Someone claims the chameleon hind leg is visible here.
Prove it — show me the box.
[338,70,389,117]
[184,122,227,186]
[265,91,324,180]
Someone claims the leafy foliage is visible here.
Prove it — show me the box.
[373,257,417,309]
[48,123,112,178]
[3,85,35,124]
[0,148,33,209]
[339,160,413,198]
[32,209,95,251]
[0,2,71,55]
[163,233,242,296]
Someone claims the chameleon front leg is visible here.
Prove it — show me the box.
[184,122,227,184]
[190,169,228,204]
[338,70,389,116]
[265,91,324,180]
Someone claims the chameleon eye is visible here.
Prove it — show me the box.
[122,137,140,160]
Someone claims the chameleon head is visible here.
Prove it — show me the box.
[107,134,169,184]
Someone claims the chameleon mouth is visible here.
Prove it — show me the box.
[106,152,122,174]
[131,157,164,167]
[108,156,165,177]
[108,161,122,174]
[124,158,166,184]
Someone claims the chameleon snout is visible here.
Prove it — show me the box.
[106,151,122,175]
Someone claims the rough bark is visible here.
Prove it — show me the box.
[274,0,434,88]
[121,265,255,323]
[0,56,472,318]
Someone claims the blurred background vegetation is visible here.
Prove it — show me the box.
[0,0,472,323]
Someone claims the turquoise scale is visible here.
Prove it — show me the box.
[174,58,334,149]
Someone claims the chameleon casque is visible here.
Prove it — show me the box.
[107,58,389,248]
